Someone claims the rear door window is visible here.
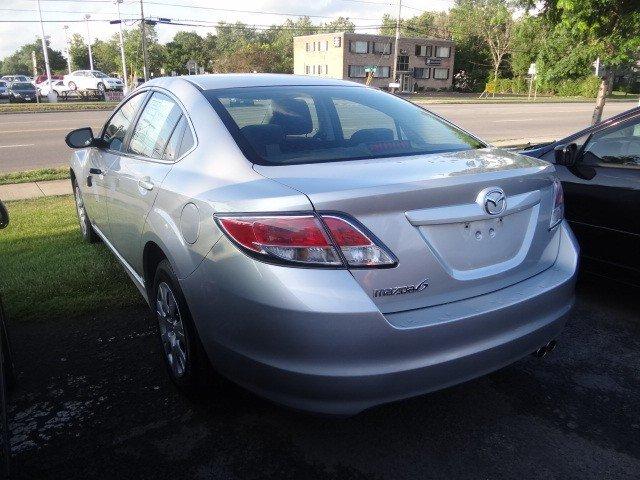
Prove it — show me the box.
[128,92,182,159]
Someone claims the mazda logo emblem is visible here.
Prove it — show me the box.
[478,187,507,216]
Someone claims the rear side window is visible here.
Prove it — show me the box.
[102,92,146,152]
[128,92,182,159]
[162,115,194,161]
[205,85,484,165]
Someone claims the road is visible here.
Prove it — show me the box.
[0,101,637,173]
[9,278,640,479]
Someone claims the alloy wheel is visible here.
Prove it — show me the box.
[156,281,187,378]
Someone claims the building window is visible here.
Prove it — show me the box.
[433,68,449,80]
[305,43,310,52]
[350,41,369,54]
[435,46,451,58]
[305,65,310,75]
[397,55,409,71]
[312,65,316,74]
[373,66,391,78]
[348,65,367,78]
[318,65,323,75]
[325,64,329,75]
[317,40,328,51]
[413,67,430,79]
[333,36,341,47]
[415,45,432,57]
[373,41,391,54]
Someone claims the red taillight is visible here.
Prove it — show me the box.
[217,215,341,265]
[322,215,395,267]
[216,214,396,268]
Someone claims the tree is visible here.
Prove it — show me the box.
[380,12,444,38]
[321,17,355,33]
[450,0,517,87]
[163,31,207,74]
[93,36,120,74]
[69,34,89,71]
[0,39,66,76]
[122,26,165,78]
[214,43,283,73]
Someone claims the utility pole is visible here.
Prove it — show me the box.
[115,0,129,92]
[140,0,149,81]
[36,0,56,102]
[85,14,94,70]
[63,25,72,74]
[391,0,402,94]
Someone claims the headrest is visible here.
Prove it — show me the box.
[269,98,313,135]
[240,124,283,155]
[349,128,395,145]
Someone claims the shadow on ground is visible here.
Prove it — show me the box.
[7,278,640,480]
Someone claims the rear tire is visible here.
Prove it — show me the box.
[72,179,97,243]
[153,259,211,390]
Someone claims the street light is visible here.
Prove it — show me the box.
[36,0,56,102]
[114,0,129,93]
[85,14,94,70]
[63,25,72,75]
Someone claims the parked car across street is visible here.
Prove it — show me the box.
[65,74,578,415]
[63,70,124,95]
[6,82,37,103]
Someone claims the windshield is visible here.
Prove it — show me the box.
[92,71,108,78]
[12,83,35,90]
[205,85,485,165]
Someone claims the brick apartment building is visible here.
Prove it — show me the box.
[293,32,455,92]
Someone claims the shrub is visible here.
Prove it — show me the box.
[579,76,601,98]
[556,79,582,97]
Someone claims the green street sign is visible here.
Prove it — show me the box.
[364,66,377,73]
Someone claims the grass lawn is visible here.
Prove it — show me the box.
[0,101,117,114]
[0,167,70,185]
[0,195,143,322]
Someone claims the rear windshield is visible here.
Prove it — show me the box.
[205,85,484,165]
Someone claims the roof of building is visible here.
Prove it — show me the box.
[294,32,454,43]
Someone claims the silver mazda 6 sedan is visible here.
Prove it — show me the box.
[66,74,578,415]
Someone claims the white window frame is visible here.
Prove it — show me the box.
[350,41,369,54]
[348,65,367,78]
[433,68,449,80]
[435,46,451,58]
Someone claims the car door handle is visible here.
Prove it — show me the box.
[138,178,154,191]
[89,168,103,175]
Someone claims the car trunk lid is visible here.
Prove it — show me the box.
[254,148,561,314]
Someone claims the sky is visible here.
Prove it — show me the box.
[0,0,455,60]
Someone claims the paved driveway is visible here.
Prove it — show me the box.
[9,278,639,479]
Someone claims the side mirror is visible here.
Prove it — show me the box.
[554,143,577,167]
[65,127,97,149]
[0,201,8,229]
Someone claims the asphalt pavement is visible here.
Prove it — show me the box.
[0,101,637,174]
[8,277,640,479]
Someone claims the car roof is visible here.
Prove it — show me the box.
[147,73,364,91]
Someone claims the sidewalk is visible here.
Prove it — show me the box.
[0,179,71,201]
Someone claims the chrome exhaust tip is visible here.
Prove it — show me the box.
[533,340,558,358]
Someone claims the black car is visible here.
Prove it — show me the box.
[7,81,37,103]
[521,106,640,286]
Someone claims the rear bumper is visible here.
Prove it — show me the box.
[181,221,578,415]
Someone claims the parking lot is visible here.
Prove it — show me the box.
[8,277,639,479]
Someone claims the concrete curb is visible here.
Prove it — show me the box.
[0,179,71,201]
